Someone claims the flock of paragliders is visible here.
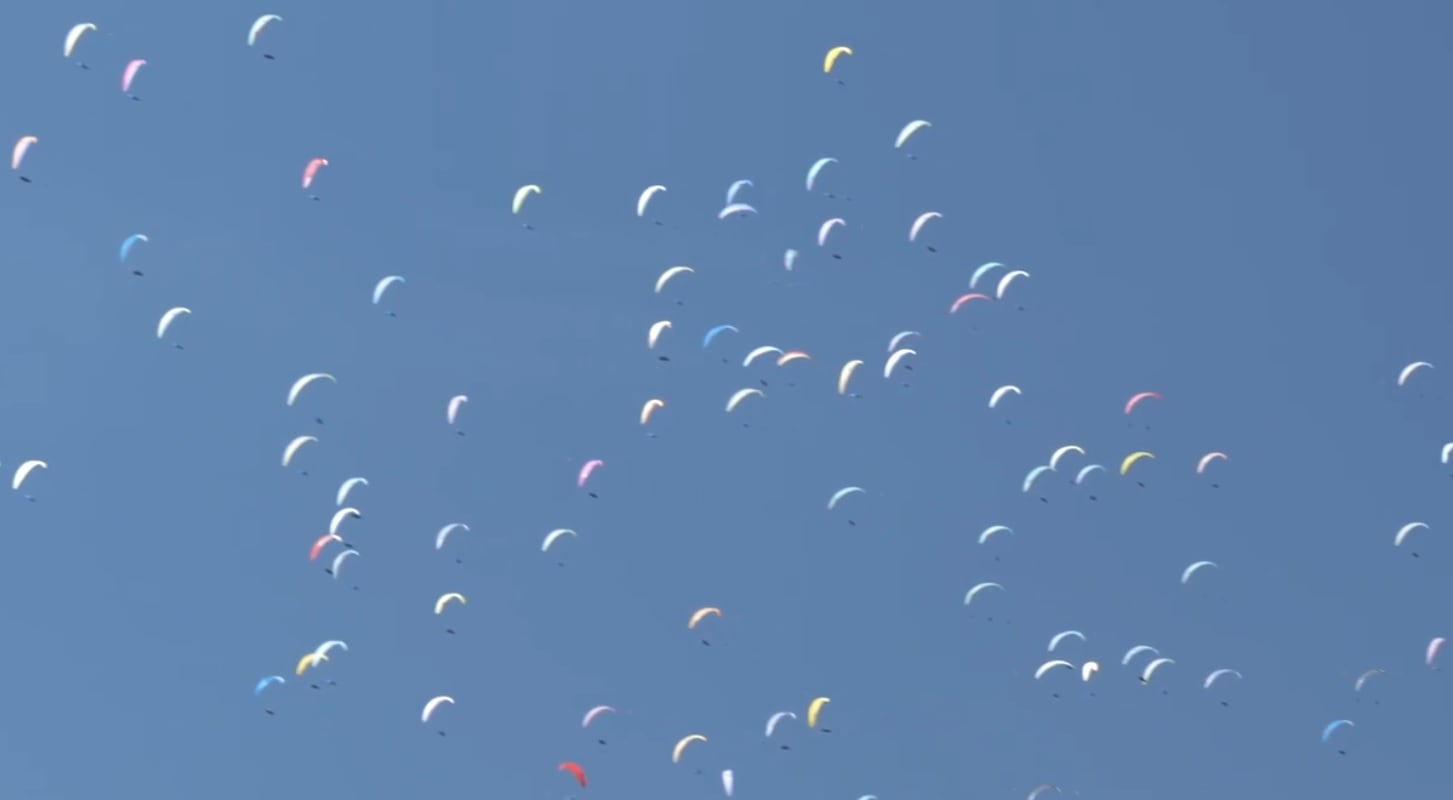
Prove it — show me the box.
[24,13,1447,798]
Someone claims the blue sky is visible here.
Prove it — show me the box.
[0,1,1449,797]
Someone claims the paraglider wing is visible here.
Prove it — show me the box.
[248,14,282,46]
[558,762,587,787]
[637,184,667,217]
[421,695,455,723]
[805,697,831,728]
[64,23,97,59]
[823,45,853,74]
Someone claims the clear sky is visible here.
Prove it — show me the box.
[0,1,1449,798]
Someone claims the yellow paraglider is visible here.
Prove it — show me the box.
[823,45,853,74]
[1120,451,1155,476]
[295,652,328,676]
[806,696,831,728]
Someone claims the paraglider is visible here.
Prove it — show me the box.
[1180,560,1219,585]
[640,398,665,427]
[12,460,47,498]
[1034,660,1074,680]
[688,607,721,629]
[725,179,752,205]
[287,373,336,407]
[328,507,360,536]
[281,435,316,468]
[248,14,283,59]
[764,711,796,737]
[963,582,1004,605]
[806,157,837,192]
[995,270,1029,300]
[823,45,853,77]
[837,360,863,396]
[119,234,149,275]
[969,262,1003,289]
[156,307,191,348]
[655,266,694,294]
[1022,465,1052,493]
[718,203,756,220]
[743,346,782,368]
[1140,657,1175,683]
[1074,464,1105,487]
[827,486,864,510]
[909,212,941,244]
[121,59,147,100]
[950,293,991,314]
[989,385,1021,409]
[1119,451,1154,476]
[434,593,466,615]
[1123,391,1162,415]
[1196,452,1228,474]
[1047,630,1086,652]
[1394,522,1428,548]
[1048,445,1084,471]
[64,23,97,68]
[513,184,541,227]
[648,320,672,350]
[887,331,920,351]
[637,184,666,220]
[577,459,604,489]
[894,120,931,152]
[726,388,764,413]
[436,523,469,552]
[817,217,845,247]
[806,696,831,729]
[372,276,404,314]
[1204,669,1243,702]
[1397,361,1433,386]
[1321,719,1354,753]
[301,157,328,199]
[582,705,616,728]
[703,324,739,350]
[330,549,358,580]
[672,734,707,763]
[542,528,577,553]
[421,696,455,725]
[447,395,468,433]
[884,348,915,380]
[978,525,1012,544]
[309,533,341,562]
[1121,645,1159,666]
[558,762,587,788]
[295,652,326,676]
[1354,668,1384,692]
[13,135,38,182]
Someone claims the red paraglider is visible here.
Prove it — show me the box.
[558,761,587,787]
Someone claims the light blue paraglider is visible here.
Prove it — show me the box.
[119,233,148,263]
[702,324,739,350]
